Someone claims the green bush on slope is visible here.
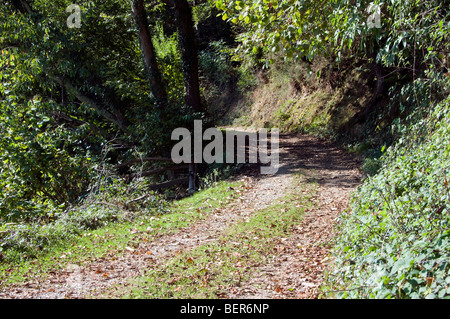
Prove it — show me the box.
[330,95,450,298]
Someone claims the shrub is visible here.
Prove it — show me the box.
[0,177,164,262]
[329,95,450,298]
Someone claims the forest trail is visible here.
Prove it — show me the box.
[1,132,361,299]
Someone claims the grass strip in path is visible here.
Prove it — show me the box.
[101,174,317,299]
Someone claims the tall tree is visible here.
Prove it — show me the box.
[169,0,204,113]
[131,0,204,114]
[131,0,168,110]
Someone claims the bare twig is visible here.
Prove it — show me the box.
[115,157,177,169]
[126,194,152,205]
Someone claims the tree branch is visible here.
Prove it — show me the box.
[115,157,176,169]
[52,76,129,133]
[147,177,189,191]
[134,164,189,177]
[130,0,168,108]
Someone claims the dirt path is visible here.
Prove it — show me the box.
[228,134,362,298]
[0,133,361,299]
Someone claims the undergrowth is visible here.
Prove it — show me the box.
[325,94,450,299]
[0,178,244,288]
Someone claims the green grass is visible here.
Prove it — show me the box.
[0,179,244,289]
[101,174,318,298]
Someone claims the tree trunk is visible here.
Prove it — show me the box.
[131,0,168,108]
[188,163,196,192]
[170,0,204,113]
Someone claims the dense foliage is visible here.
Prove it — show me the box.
[218,0,448,66]
[1,0,449,299]
[331,94,450,298]
[328,0,449,299]
[0,0,235,222]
